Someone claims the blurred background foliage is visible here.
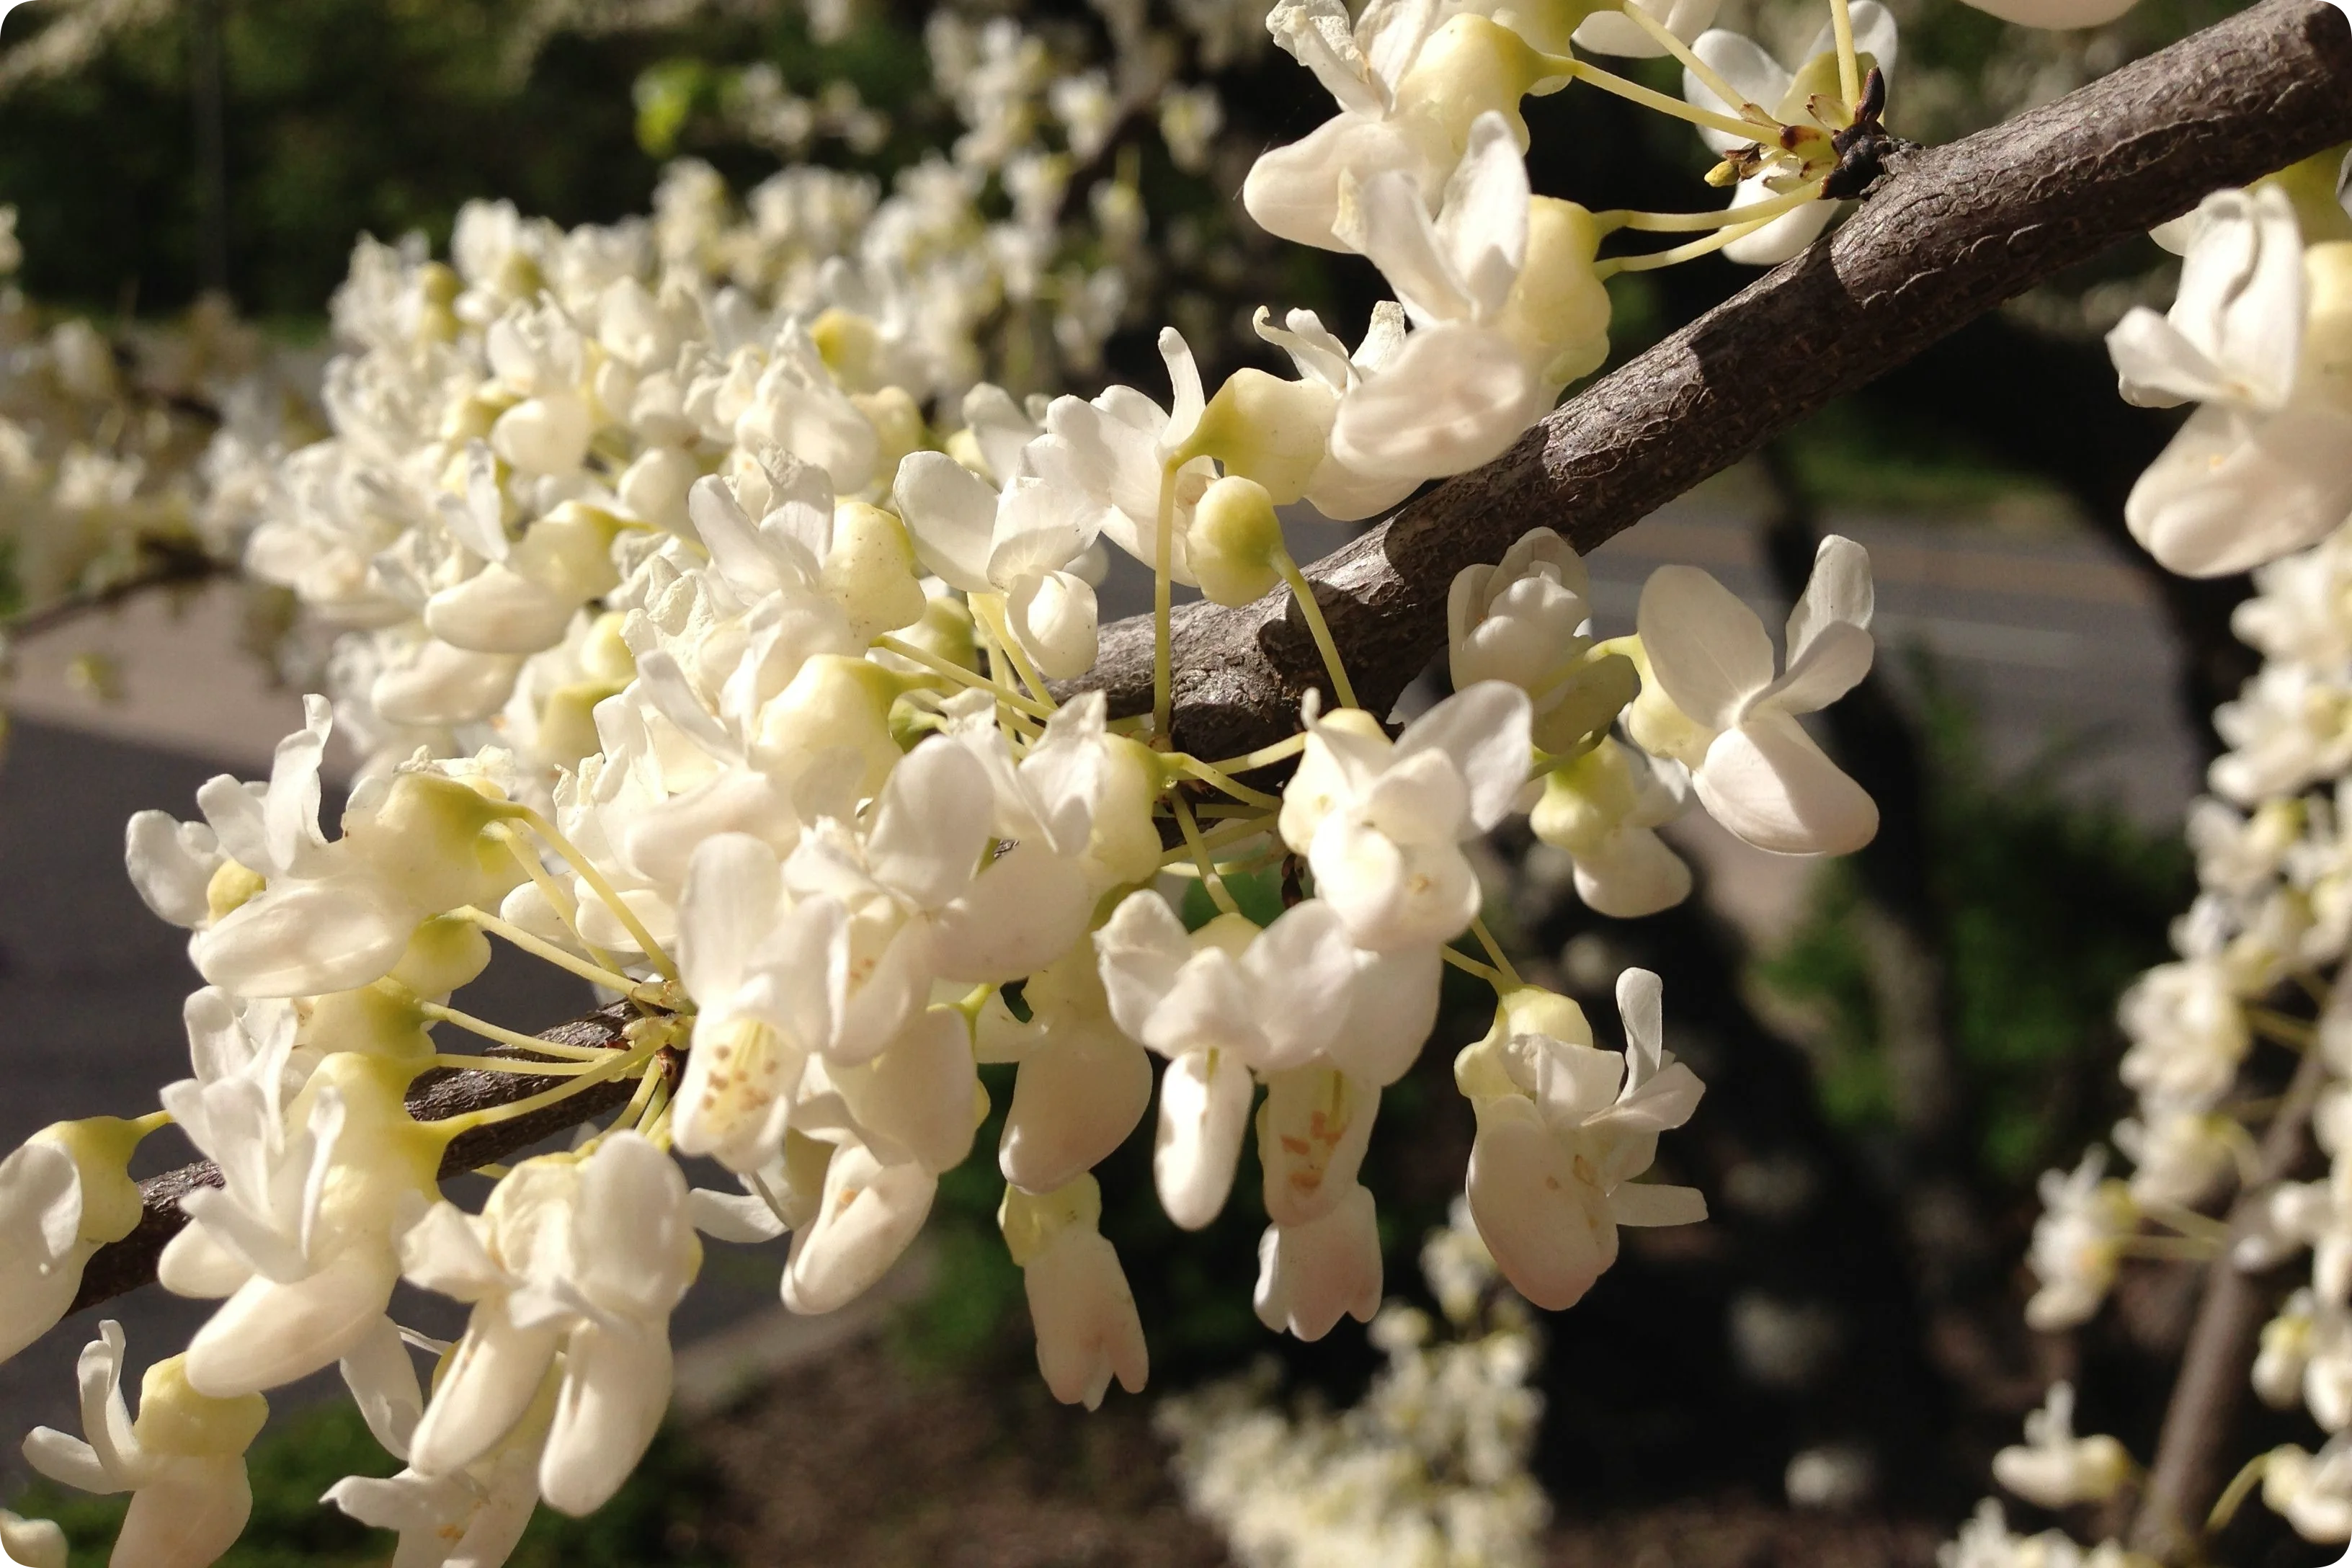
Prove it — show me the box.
[0,0,2289,1554]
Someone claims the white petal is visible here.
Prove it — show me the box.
[339,1315,425,1461]
[184,1247,399,1397]
[781,1143,935,1315]
[408,1306,562,1477]
[1693,712,1878,857]
[1611,1182,1708,1226]
[868,741,994,912]
[125,812,220,930]
[1434,113,1530,322]
[1783,533,1875,664]
[2125,402,2352,577]
[1241,901,1361,1070]
[1025,1229,1149,1409]
[540,1322,672,1517]
[1636,564,1773,731]
[1000,1029,1153,1196]
[1094,893,1193,1043]
[1328,324,1546,481]
[1752,618,1873,717]
[1465,1096,1617,1309]
[891,451,997,593]
[116,1458,252,1568]
[1396,681,1534,832]
[931,842,1092,984]
[1154,1049,1255,1230]
[677,834,783,1017]
[1252,1183,1382,1341]
[193,878,416,999]
[1327,942,1441,1087]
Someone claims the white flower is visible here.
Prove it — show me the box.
[1001,1177,1149,1409]
[893,449,1102,678]
[1248,304,1420,522]
[1458,971,1706,1310]
[1255,1180,1384,1341]
[2266,1438,2352,1544]
[1095,893,1360,1228]
[1678,5,1897,265]
[324,1319,548,1568]
[164,1052,435,1398]
[2023,1150,2138,1332]
[1242,0,1451,252]
[978,943,1153,1197]
[2110,188,2352,576]
[1630,535,1877,856]
[1278,680,1532,951]
[2115,958,2248,1109]
[401,1132,698,1517]
[1025,331,1218,584]
[1992,1383,2135,1510]
[1328,114,1553,481]
[0,1119,148,1366]
[22,1324,267,1568]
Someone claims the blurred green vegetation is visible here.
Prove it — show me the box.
[12,1399,725,1567]
[1753,662,2193,1182]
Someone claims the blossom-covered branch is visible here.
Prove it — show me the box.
[1067,0,2352,761]
[65,1001,646,1317]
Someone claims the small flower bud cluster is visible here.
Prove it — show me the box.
[1157,1200,1551,1568]
[1972,160,2352,1560]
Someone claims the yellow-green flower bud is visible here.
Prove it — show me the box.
[1530,742,1640,857]
[205,859,266,923]
[388,914,493,999]
[1188,476,1288,607]
[1393,16,1554,164]
[1179,370,1337,504]
[342,772,526,917]
[999,1173,1104,1268]
[40,1116,154,1246]
[1495,198,1613,388]
[131,1356,268,1458]
[303,980,437,1066]
[2255,147,2352,245]
[853,386,927,476]
[2302,242,2352,414]
[755,655,902,795]
[824,502,928,643]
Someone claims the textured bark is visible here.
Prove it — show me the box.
[66,1001,646,1317]
[1060,0,2352,758]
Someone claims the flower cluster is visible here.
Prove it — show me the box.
[0,0,2159,1556]
[1970,156,2352,1560]
[1157,1200,1551,1568]
[0,206,312,713]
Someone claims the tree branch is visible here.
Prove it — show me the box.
[1060,0,2352,755]
[65,1001,651,1317]
[2129,1009,2335,1562]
